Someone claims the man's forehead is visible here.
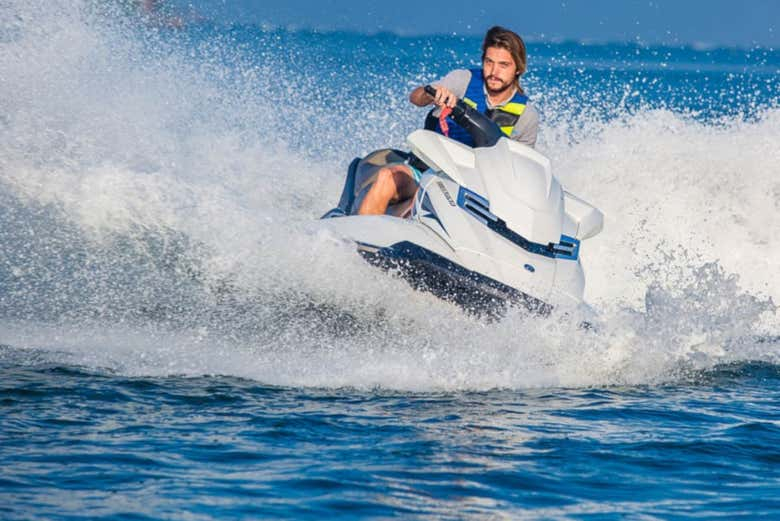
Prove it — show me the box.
[483,47,513,62]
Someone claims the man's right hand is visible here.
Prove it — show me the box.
[409,84,458,108]
[429,85,457,108]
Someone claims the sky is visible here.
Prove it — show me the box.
[171,0,779,48]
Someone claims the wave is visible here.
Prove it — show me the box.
[0,0,777,390]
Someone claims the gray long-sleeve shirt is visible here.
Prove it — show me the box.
[434,69,539,148]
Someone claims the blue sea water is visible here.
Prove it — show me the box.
[1,1,780,519]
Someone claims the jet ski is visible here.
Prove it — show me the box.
[321,86,603,316]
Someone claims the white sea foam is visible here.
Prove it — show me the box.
[0,0,777,390]
[548,108,780,310]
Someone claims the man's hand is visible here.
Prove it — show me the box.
[430,85,457,108]
[409,85,458,108]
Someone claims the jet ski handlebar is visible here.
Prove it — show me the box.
[423,85,503,148]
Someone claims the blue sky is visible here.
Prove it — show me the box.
[172,0,778,47]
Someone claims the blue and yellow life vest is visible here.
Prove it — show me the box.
[425,68,528,147]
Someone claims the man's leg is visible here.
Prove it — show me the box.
[357,164,417,215]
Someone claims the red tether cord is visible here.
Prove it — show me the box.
[438,106,453,137]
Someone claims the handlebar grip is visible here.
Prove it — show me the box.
[421,84,502,147]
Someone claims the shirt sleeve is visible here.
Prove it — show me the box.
[509,103,539,148]
[435,69,471,98]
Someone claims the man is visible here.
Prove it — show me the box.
[358,26,539,216]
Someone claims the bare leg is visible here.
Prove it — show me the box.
[358,164,417,215]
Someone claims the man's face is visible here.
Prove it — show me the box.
[482,46,518,95]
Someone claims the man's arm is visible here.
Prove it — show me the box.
[409,85,458,108]
[409,86,435,107]
[408,69,472,109]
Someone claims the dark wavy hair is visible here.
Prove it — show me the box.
[481,26,527,92]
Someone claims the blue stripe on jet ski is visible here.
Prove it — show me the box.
[553,235,580,260]
[457,187,580,261]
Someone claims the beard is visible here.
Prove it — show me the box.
[484,75,514,96]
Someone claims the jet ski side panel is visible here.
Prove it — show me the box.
[414,173,557,302]
[475,139,563,245]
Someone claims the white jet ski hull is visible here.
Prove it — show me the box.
[321,130,603,317]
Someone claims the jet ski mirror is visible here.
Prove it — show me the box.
[423,85,503,148]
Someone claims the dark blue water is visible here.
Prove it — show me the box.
[3,347,780,519]
[2,1,780,519]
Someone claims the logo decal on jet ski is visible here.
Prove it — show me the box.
[420,192,448,236]
[436,181,456,206]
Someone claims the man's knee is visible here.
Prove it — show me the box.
[375,167,404,197]
[375,167,395,187]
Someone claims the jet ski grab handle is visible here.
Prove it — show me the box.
[424,85,503,148]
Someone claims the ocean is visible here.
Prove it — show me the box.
[1,1,779,519]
